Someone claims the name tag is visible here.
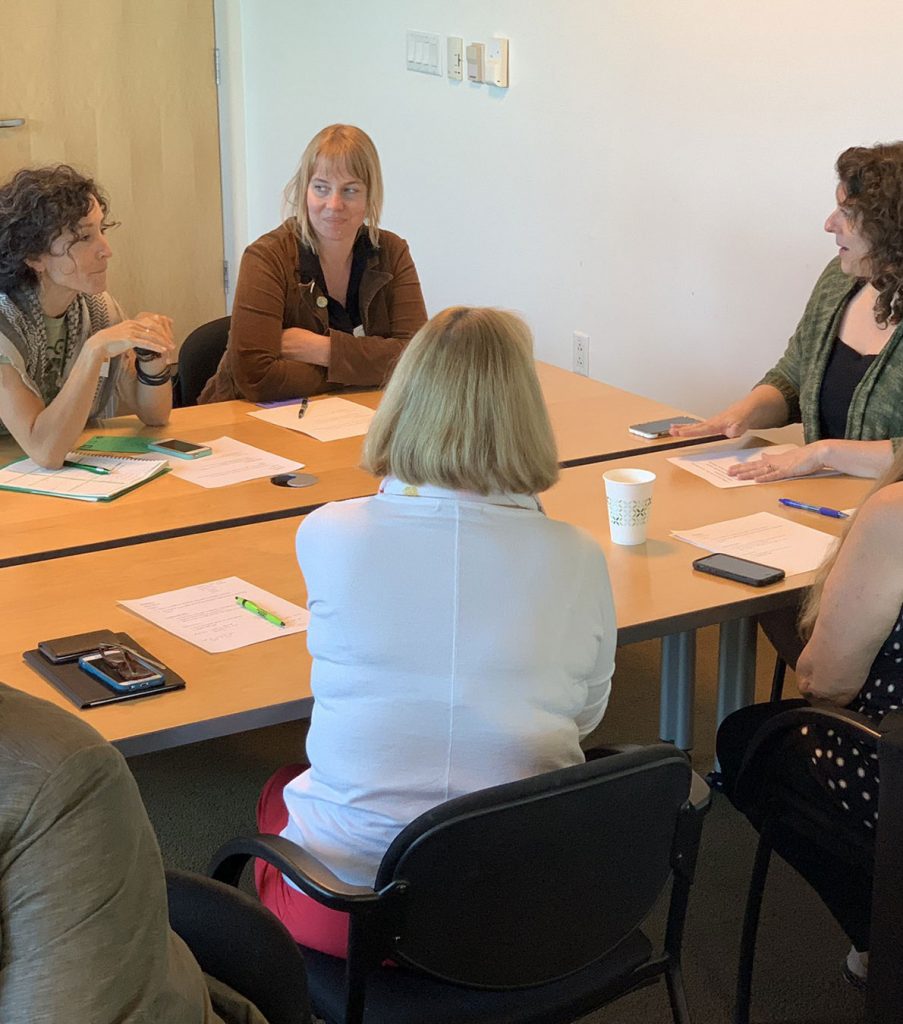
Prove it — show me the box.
[99,360,110,379]
[353,324,365,338]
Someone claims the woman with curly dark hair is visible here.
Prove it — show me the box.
[673,142,903,483]
[0,165,174,467]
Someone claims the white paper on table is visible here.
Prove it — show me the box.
[167,437,303,488]
[249,397,374,441]
[119,576,310,653]
[671,511,838,576]
[668,444,839,488]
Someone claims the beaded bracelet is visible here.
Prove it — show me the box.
[136,364,172,387]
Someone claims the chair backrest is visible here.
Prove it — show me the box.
[733,705,879,867]
[372,744,692,989]
[166,868,310,1024]
[175,316,230,406]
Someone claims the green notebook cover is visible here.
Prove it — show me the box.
[77,435,157,454]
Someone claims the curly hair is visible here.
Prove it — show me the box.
[0,165,111,293]
[836,143,903,326]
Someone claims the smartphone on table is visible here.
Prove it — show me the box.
[692,553,785,587]
[146,438,212,459]
[628,416,701,438]
[78,645,166,693]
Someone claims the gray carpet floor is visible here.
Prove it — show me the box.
[130,626,866,1024]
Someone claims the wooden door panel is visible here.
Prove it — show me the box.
[0,0,225,342]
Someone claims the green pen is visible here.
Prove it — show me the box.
[62,459,111,475]
[235,595,286,627]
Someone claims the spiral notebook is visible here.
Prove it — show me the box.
[0,452,168,502]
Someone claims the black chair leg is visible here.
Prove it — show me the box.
[665,962,692,1024]
[734,835,773,1024]
[769,657,787,702]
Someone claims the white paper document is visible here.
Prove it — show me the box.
[0,453,168,501]
[672,511,837,576]
[167,437,303,488]
[120,576,310,653]
[249,397,374,441]
[668,445,839,488]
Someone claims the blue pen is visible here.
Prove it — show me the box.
[778,498,849,520]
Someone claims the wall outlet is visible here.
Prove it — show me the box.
[573,331,589,376]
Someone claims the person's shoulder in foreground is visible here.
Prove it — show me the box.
[0,684,249,1024]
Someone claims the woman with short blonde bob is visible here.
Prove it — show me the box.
[254,307,618,958]
[200,123,427,403]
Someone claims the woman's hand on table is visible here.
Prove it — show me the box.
[281,328,331,366]
[728,442,828,483]
[669,411,747,439]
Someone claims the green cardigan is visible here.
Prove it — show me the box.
[758,257,903,452]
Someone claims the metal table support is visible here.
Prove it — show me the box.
[659,631,697,750]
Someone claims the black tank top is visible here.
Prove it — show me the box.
[818,338,876,438]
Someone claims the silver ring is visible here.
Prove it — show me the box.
[763,462,774,473]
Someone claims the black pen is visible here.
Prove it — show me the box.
[297,398,310,420]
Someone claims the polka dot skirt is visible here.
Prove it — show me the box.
[797,605,903,830]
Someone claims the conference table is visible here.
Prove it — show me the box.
[0,430,870,756]
[542,441,870,748]
[0,362,702,568]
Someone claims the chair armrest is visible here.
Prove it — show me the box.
[209,834,390,913]
[689,770,713,814]
[671,771,711,882]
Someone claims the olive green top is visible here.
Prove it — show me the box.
[758,257,903,452]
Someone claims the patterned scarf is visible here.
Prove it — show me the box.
[0,284,113,407]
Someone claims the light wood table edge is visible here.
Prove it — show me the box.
[113,695,314,757]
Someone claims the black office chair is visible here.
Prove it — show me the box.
[727,704,903,1024]
[210,744,711,1024]
[173,315,231,406]
[167,868,311,1024]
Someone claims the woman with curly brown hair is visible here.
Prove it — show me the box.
[673,142,903,482]
[0,165,174,467]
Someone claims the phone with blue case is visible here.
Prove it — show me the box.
[78,651,165,693]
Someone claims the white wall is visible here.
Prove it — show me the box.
[217,0,902,415]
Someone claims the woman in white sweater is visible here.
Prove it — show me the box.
[255,306,618,957]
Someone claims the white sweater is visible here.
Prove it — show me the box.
[281,478,617,886]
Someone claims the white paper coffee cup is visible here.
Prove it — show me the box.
[603,468,656,545]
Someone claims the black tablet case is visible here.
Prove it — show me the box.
[24,632,185,709]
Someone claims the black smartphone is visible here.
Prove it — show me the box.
[692,553,785,587]
[628,416,700,438]
[146,438,212,459]
[38,629,121,664]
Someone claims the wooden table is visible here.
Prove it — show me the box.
[0,439,870,756]
[0,397,380,568]
[0,517,313,755]
[543,440,871,747]
[0,367,708,568]
[534,362,712,466]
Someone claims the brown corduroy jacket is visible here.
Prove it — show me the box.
[199,221,427,403]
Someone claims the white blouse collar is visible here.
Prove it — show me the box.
[378,476,543,512]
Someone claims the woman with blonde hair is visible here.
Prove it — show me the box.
[200,124,427,403]
[254,306,618,957]
[717,448,903,986]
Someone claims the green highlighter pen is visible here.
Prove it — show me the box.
[235,596,286,627]
[62,459,111,475]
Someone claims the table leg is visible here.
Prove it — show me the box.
[660,631,697,750]
[716,617,758,727]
